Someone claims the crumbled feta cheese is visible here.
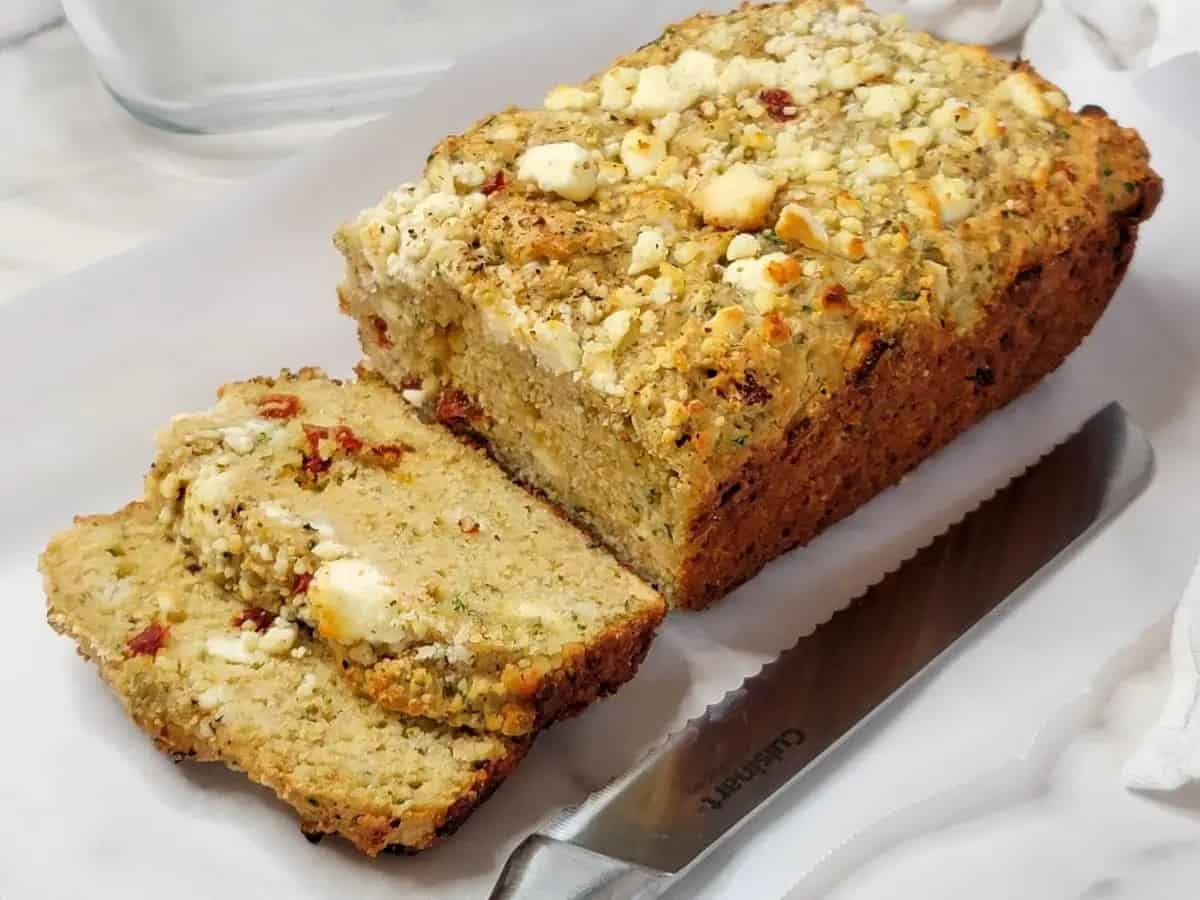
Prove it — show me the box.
[259,617,298,656]
[600,66,638,110]
[628,227,668,275]
[628,65,690,118]
[930,98,976,132]
[725,233,761,261]
[860,84,914,120]
[258,502,303,528]
[620,128,667,179]
[654,112,682,141]
[190,466,236,509]
[205,632,266,666]
[529,320,583,373]
[723,252,799,294]
[544,85,599,110]
[516,142,598,202]
[828,61,866,91]
[775,204,829,252]
[601,309,635,348]
[413,642,474,665]
[718,55,780,94]
[862,154,901,180]
[450,161,487,188]
[312,540,349,561]
[401,388,427,407]
[906,183,942,228]
[582,342,622,395]
[997,72,1051,119]
[930,174,976,224]
[308,558,410,646]
[888,126,933,168]
[800,148,835,173]
[672,49,721,94]
[974,108,1005,144]
[220,426,258,455]
[693,163,778,231]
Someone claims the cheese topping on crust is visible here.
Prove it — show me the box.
[343,0,1143,461]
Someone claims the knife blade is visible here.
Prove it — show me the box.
[489,402,1153,900]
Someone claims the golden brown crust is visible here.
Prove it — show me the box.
[343,602,663,734]
[674,161,1161,608]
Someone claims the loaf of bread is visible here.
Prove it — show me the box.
[334,0,1161,608]
[146,368,665,735]
[41,504,528,855]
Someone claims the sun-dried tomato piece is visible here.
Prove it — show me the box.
[257,393,303,419]
[332,425,363,454]
[301,424,331,473]
[758,88,798,122]
[232,606,276,632]
[127,622,169,657]
[369,442,409,466]
[370,316,393,349]
[292,573,313,596]
[458,517,480,535]
[435,390,480,425]
[300,423,367,475]
[481,170,508,196]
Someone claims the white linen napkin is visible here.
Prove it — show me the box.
[871,0,1182,69]
[1123,561,1200,790]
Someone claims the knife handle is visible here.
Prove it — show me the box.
[488,834,669,900]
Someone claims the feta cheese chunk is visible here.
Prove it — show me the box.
[309,558,409,646]
[725,233,761,261]
[629,228,668,275]
[620,129,667,178]
[517,142,598,202]
[723,252,800,294]
[544,85,599,110]
[694,163,778,231]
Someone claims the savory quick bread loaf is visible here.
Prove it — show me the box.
[146,368,665,735]
[41,504,528,855]
[334,0,1162,608]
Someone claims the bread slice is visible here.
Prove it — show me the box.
[146,369,665,735]
[333,0,1161,608]
[41,503,528,855]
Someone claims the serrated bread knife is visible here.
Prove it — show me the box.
[489,403,1154,900]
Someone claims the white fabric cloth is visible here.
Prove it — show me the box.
[1123,562,1200,790]
[872,0,1186,69]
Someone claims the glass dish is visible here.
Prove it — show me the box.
[60,0,566,132]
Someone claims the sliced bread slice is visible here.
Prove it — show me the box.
[146,369,665,735]
[41,503,529,856]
